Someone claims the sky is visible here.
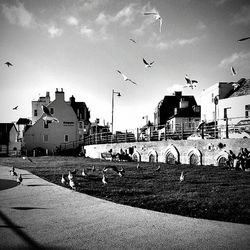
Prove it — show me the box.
[0,0,250,132]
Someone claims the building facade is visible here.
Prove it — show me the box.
[24,89,90,154]
[0,123,21,156]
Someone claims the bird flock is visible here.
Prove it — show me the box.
[59,162,186,192]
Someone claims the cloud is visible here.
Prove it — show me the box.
[231,5,250,25]
[147,36,201,50]
[81,0,109,11]
[47,25,63,38]
[96,3,138,27]
[196,20,206,30]
[80,25,94,38]
[214,0,229,6]
[219,51,250,67]
[66,16,79,26]
[1,1,36,28]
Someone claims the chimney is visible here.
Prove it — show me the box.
[174,91,182,98]
[70,95,75,104]
[55,88,65,102]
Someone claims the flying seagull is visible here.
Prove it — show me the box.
[238,37,250,42]
[184,74,198,89]
[5,62,13,67]
[13,106,18,110]
[41,105,59,124]
[144,12,162,32]
[117,70,137,85]
[143,58,154,68]
[129,38,136,43]
[231,66,236,76]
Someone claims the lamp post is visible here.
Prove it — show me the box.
[111,89,121,133]
[214,95,219,138]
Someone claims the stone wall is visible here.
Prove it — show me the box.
[84,138,250,166]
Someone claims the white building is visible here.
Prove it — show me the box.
[24,89,90,154]
[200,81,234,122]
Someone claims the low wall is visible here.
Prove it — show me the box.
[84,138,250,166]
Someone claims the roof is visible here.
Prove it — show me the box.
[16,118,31,125]
[0,123,16,144]
[226,78,250,98]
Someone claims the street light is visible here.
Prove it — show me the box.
[214,95,219,138]
[111,89,121,133]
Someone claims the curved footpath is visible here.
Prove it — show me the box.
[0,166,250,250]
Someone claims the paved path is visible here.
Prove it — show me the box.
[0,165,250,250]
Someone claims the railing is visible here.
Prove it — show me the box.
[83,117,250,146]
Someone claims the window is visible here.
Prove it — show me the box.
[245,105,250,118]
[64,135,69,142]
[44,121,48,128]
[43,134,48,142]
[34,109,37,116]
[50,108,54,115]
[79,122,83,129]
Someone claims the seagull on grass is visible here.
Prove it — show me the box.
[144,12,163,32]
[117,70,137,85]
[102,174,108,185]
[69,179,76,190]
[231,66,237,76]
[17,174,23,185]
[68,171,73,181]
[92,165,96,172]
[5,62,13,67]
[61,174,67,185]
[155,165,161,172]
[103,166,125,177]
[82,168,87,176]
[180,171,184,182]
[237,37,250,42]
[143,58,154,68]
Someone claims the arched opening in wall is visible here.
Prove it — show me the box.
[190,153,199,166]
[149,154,156,163]
[166,152,176,165]
[133,154,139,162]
[218,156,227,168]
[132,151,141,162]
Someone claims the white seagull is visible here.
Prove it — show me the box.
[231,66,237,76]
[17,174,23,185]
[103,166,125,177]
[143,58,154,68]
[82,168,87,176]
[61,174,67,185]
[68,171,73,181]
[69,179,76,190]
[92,165,96,172]
[102,174,108,185]
[184,74,198,89]
[144,12,163,32]
[155,165,161,172]
[180,171,184,182]
[41,105,59,124]
[117,70,137,85]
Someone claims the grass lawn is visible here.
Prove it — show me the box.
[1,156,250,225]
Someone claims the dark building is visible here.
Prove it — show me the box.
[154,91,198,126]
